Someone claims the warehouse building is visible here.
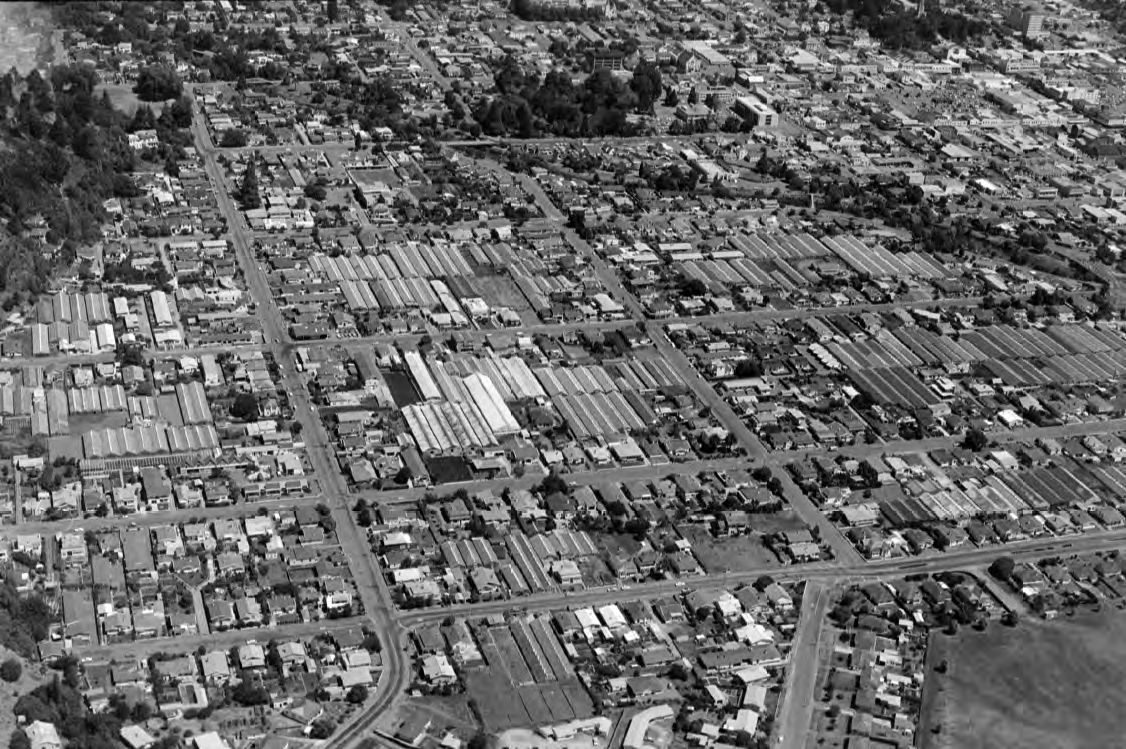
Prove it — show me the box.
[176,381,212,424]
[151,291,174,329]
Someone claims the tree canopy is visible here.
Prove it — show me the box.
[133,65,183,102]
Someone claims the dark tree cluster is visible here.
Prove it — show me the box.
[133,65,183,102]
[0,63,186,299]
[823,0,987,50]
[473,60,649,138]
[13,671,182,749]
[512,0,604,21]
[0,581,54,658]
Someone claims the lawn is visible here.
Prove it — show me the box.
[929,612,1126,749]
[94,83,159,116]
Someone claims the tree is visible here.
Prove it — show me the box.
[467,733,489,749]
[630,61,662,111]
[989,556,1016,580]
[395,465,413,485]
[539,471,568,496]
[134,65,184,101]
[0,658,21,682]
[10,730,29,749]
[309,717,336,739]
[734,359,763,378]
[231,678,270,705]
[220,129,248,147]
[681,277,708,296]
[236,159,261,208]
[962,427,988,452]
[230,393,260,421]
[346,684,369,704]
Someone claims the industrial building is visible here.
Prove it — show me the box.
[176,381,212,424]
[405,350,442,402]
[68,385,128,414]
[82,423,220,458]
[150,290,174,329]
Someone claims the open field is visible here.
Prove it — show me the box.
[680,526,779,572]
[930,613,1126,749]
[94,83,160,116]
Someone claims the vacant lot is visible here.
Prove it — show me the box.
[680,526,779,573]
[931,613,1126,749]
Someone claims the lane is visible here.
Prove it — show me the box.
[397,525,1126,627]
[188,94,413,743]
[775,581,831,749]
[0,493,325,537]
[79,618,361,661]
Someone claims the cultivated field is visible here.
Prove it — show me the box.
[928,613,1126,749]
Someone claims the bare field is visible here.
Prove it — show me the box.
[931,613,1126,749]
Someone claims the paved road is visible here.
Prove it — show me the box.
[9,89,1113,749]
[775,581,831,749]
[397,525,1126,627]
[79,618,361,662]
[0,495,324,538]
[190,100,412,743]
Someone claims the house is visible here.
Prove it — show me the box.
[235,597,263,626]
[421,653,457,685]
[200,651,232,683]
[140,467,173,510]
[238,643,267,670]
[25,722,61,749]
[206,599,235,629]
[120,726,156,749]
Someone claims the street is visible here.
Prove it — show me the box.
[775,581,832,749]
[189,98,412,745]
[13,85,1116,749]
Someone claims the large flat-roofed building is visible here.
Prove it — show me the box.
[734,96,779,128]
[1008,7,1046,38]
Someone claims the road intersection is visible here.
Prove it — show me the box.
[62,95,1118,748]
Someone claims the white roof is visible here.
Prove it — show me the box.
[192,733,230,749]
[120,725,156,749]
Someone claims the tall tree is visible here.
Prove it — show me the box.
[237,159,261,209]
[630,60,662,111]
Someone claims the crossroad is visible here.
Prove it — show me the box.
[11,85,1123,749]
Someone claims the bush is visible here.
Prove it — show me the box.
[309,717,336,739]
[0,658,22,682]
[10,730,29,749]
